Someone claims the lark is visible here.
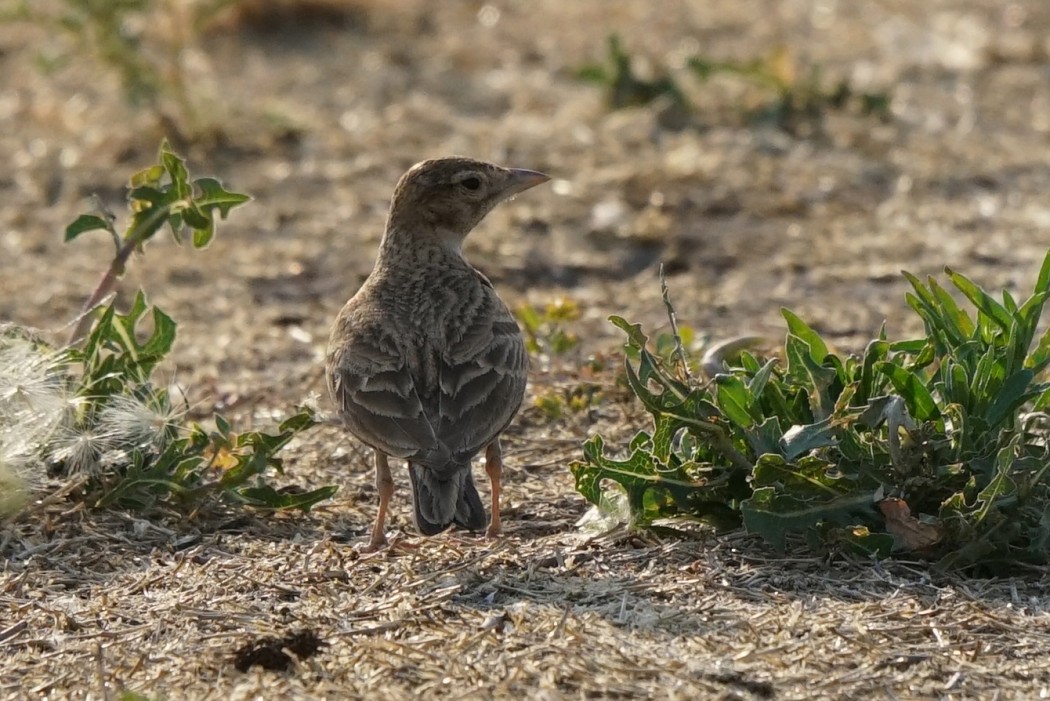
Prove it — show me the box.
[326,157,549,550]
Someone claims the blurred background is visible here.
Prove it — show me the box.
[1,0,1049,408]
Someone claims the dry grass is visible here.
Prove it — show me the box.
[5,416,1050,701]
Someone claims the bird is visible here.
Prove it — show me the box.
[325,157,549,551]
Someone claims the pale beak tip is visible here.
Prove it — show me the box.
[508,168,551,192]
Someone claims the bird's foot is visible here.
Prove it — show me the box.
[356,535,388,554]
[485,523,502,539]
[356,533,423,555]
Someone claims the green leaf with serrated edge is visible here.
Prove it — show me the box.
[573,435,658,515]
[573,434,741,526]
[161,142,191,200]
[280,407,320,433]
[236,485,338,512]
[76,301,117,377]
[1034,248,1050,297]
[973,434,1020,526]
[194,177,251,218]
[946,266,1012,334]
[858,338,889,404]
[650,414,676,462]
[78,291,174,383]
[1017,291,1048,357]
[1026,325,1050,375]
[832,382,857,419]
[741,483,877,552]
[142,306,177,359]
[214,413,232,438]
[129,164,164,188]
[928,277,975,340]
[716,374,754,429]
[180,202,211,230]
[971,351,1006,418]
[744,416,782,456]
[785,334,837,421]
[781,308,829,363]
[908,341,937,372]
[877,362,940,423]
[1004,318,1025,378]
[887,338,927,354]
[231,453,272,487]
[738,350,761,373]
[127,197,174,247]
[779,419,837,461]
[751,454,841,496]
[984,369,1037,428]
[65,214,112,242]
[128,185,169,207]
[747,358,777,403]
[192,221,215,248]
[946,360,971,412]
[1002,289,1018,315]
[902,271,940,319]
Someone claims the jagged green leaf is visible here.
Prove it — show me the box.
[877,362,940,422]
[237,485,339,512]
[64,214,113,242]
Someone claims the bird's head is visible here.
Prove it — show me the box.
[385,157,549,252]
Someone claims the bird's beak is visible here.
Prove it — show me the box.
[500,168,551,199]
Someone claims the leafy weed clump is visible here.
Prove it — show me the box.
[0,141,333,518]
[7,0,241,141]
[579,34,890,133]
[516,298,606,424]
[573,253,1050,570]
[516,297,582,366]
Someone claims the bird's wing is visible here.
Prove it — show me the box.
[327,311,438,459]
[432,286,528,462]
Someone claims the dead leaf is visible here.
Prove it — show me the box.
[878,498,944,553]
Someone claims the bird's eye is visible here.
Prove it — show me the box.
[460,176,481,191]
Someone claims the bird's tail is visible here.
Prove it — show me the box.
[408,462,486,535]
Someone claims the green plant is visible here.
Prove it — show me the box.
[572,252,1050,570]
[578,35,688,110]
[8,0,239,138]
[516,297,582,364]
[579,35,890,132]
[67,139,249,341]
[533,383,602,423]
[0,142,334,515]
[687,47,890,130]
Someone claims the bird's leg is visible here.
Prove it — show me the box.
[484,439,504,538]
[364,452,394,552]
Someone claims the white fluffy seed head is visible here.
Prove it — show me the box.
[0,335,75,488]
[47,426,105,477]
[45,393,182,478]
[94,392,180,451]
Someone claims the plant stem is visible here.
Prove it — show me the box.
[660,264,692,383]
[68,246,134,346]
[68,202,175,346]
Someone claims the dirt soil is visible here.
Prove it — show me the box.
[4,1,1050,699]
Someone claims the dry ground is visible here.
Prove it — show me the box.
[3,0,1050,699]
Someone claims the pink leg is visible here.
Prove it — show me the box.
[364,452,393,551]
[484,439,504,538]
